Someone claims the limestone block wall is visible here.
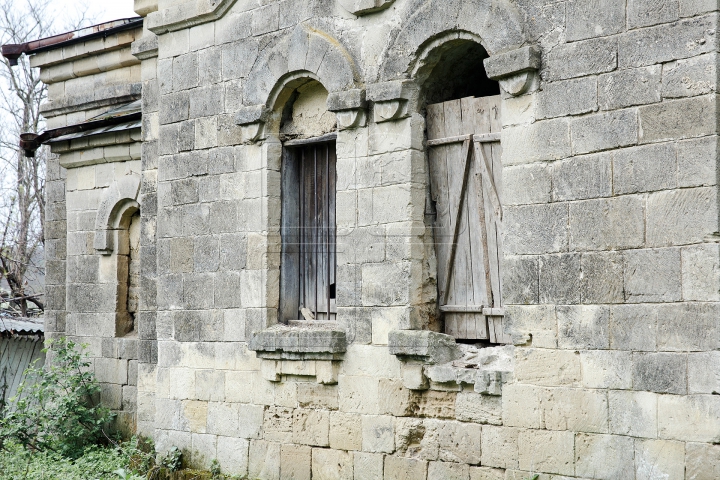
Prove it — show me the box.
[31,23,145,433]
[31,0,720,478]
[138,0,720,478]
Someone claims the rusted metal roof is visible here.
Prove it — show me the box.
[1,17,143,66]
[20,100,141,157]
[48,100,142,143]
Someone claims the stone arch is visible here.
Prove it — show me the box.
[94,174,141,255]
[378,0,528,83]
[237,23,365,140]
[243,23,359,109]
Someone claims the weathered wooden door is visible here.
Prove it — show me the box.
[427,96,509,343]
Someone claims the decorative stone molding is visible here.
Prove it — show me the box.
[243,24,358,109]
[338,0,396,15]
[94,174,141,254]
[249,322,347,385]
[130,33,158,60]
[379,0,527,82]
[146,0,238,34]
[327,89,367,130]
[235,104,270,143]
[483,45,541,96]
[249,322,347,361]
[367,80,418,123]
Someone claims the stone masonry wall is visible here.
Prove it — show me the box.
[133,0,720,478]
[32,0,720,478]
[32,24,145,434]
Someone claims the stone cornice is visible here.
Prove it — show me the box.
[146,0,239,34]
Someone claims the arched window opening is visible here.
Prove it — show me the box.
[116,208,140,337]
[279,80,338,324]
[420,40,509,344]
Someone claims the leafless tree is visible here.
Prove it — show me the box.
[0,0,90,317]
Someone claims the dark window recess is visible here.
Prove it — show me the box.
[280,140,337,322]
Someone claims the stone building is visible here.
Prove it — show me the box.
[3,0,720,478]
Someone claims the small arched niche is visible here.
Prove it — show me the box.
[115,205,141,337]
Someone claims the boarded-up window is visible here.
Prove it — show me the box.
[427,96,510,343]
[280,138,337,322]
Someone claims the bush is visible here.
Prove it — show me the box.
[0,337,115,458]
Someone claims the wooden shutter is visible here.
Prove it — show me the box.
[280,140,337,323]
[426,96,510,343]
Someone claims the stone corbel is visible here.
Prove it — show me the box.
[484,45,541,96]
[235,104,270,143]
[327,89,367,130]
[367,80,418,123]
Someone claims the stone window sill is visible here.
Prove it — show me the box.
[248,321,346,385]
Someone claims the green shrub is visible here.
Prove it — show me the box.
[0,337,115,458]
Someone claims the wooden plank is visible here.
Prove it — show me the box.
[328,143,337,316]
[485,96,503,310]
[489,96,502,134]
[426,133,499,147]
[472,133,502,143]
[440,305,485,313]
[426,102,451,307]
[426,134,472,147]
[461,97,478,339]
[464,97,492,340]
[280,147,301,322]
[443,99,466,338]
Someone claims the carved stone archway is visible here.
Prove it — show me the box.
[236,23,365,142]
[373,0,539,102]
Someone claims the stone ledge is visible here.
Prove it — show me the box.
[426,365,513,395]
[389,331,514,394]
[248,322,347,361]
[388,330,462,365]
[484,45,541,80]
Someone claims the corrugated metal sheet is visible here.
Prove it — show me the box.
[0,316,44,335]
[46,100,142,144]
[0,336,45,410]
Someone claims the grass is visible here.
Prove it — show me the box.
[0,441,138,480]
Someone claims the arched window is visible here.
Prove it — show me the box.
[279,80,338,324]
[420,39,509,343]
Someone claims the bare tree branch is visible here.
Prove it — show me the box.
[0,0,93,317]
